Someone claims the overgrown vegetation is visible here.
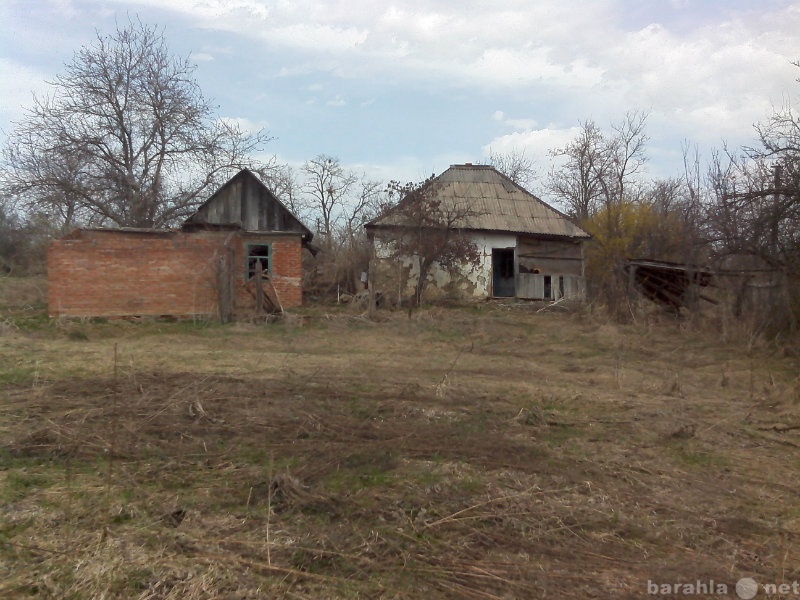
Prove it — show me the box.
[1,19,272,231]
[2,18,800,326]
[1,301,799,598]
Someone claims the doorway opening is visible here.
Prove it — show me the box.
[492,248,515,297]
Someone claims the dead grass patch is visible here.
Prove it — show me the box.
[1,305,799,598]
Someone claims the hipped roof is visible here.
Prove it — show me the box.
[366,164,590,239]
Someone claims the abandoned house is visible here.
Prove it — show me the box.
[48,169,313,319]
[364,164,590,302]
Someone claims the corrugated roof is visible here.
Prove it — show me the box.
[366,164,590,239]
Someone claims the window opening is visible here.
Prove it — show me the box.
[246,244,271,280]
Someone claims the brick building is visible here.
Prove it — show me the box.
[48,169,313,319]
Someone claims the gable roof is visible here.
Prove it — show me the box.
[184,169,313,241]
[366,164,589,239]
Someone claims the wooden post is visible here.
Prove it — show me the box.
[254,259,264,317]
[264,276,284,315]
[217,251,232,324]
[367,258,376,319]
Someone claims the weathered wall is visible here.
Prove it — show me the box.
[516,236,585,300]
[188,170,309,235]
[238,233,303,309]
[516,273,585,300]
[371,230,586,302]
[517,237,584,277]
[48,229,303,317]
[371,231,515,301]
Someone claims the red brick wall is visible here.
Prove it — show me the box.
[48,229,304,318]
[233,235,303,311]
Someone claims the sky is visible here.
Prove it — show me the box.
[1,0,799,206]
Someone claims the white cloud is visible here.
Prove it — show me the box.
[267,23,369,52]
[588,5,800,148]
[484,127,582,164]
[3,0,800,182]
[49,0,81,19]
[492,111,539,131]
[106,0,270,21]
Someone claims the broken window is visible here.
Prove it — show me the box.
[544,275,552,299]
[246,244,271,280]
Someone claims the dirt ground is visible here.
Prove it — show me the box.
[1,300,799,598]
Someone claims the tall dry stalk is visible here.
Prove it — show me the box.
[103,343,120,536]
[266,452,274,566]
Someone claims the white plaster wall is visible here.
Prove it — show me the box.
[467,232,517,297]
[372,232,518,298]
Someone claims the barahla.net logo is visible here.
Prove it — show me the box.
[647,577,800,598]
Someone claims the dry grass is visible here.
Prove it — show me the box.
[0,276,47,309]
[1,299,799,598]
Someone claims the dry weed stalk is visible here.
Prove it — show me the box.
[266,452,274,567]
[102,343,120,533]
[423,486,569,530]
[434,340,474,399]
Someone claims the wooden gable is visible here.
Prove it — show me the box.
[184,169,312,240]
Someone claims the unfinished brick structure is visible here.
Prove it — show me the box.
[48,170,312,319]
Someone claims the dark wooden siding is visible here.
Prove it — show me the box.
[517,237,583,277]
[187,170,310,237]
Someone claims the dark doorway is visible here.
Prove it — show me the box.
[492,248,515,297]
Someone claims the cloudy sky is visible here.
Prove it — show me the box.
[1,0,799,203]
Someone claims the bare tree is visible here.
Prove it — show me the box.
[324,176,385,297]
[547,111,649,221]
[679,141,707,250]
[546,112,651,318]
[1,19,272,229]
[486,148,537,191]
[703,140,799,334]
[605,110,649,208]
[342,177,384,242]
[641,177,704,262]
[295,155,386,298]
[265,163,307,221]
[302,155,357,246]
[706,146,799,267]
[380,178,482,307]
[546,120,610,220]
[0,201,24,273]
[0,198,55,274]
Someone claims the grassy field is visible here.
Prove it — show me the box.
[1,277,799,598]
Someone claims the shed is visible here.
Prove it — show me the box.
[48,169,312,318]
[624,258,715,309]
[365,164,590,301]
